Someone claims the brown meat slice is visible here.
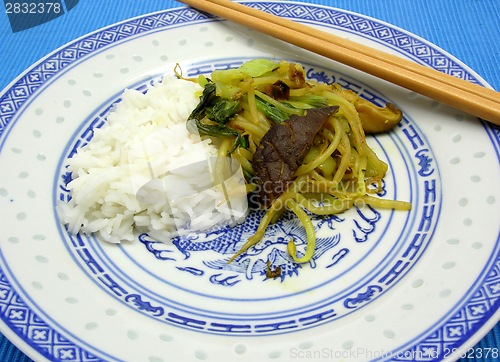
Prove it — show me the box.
[252,106,339,208]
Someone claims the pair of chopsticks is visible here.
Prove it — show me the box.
[177,0,500,126]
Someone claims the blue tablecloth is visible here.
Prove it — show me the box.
[0,1,499,361]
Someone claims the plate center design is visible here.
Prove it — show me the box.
[55,59,439,334]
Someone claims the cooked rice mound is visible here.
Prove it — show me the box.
[57,75,222,244]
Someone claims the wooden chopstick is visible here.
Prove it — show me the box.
[177,0,500,126]
[208,0,500,105]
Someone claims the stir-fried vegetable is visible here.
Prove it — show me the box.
[183,59,409,264]
[255,96,290,124]
[186,81,244,154]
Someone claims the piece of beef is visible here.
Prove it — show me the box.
[252,106,339,208]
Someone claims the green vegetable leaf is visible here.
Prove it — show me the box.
[188,82,240,127]
[207,99,240,126]
[255,96,290,124]
[238,59,280,78]
[186,118,243,154]
[187,82,219,122]
[288,94,329,108]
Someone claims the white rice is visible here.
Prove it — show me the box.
[56,75,240,244]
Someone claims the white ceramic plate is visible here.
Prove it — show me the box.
[1,2,500,361]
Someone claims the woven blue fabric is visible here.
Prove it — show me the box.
[459,325,500,362]
[0,0,499,360]
[0,334,33,361]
